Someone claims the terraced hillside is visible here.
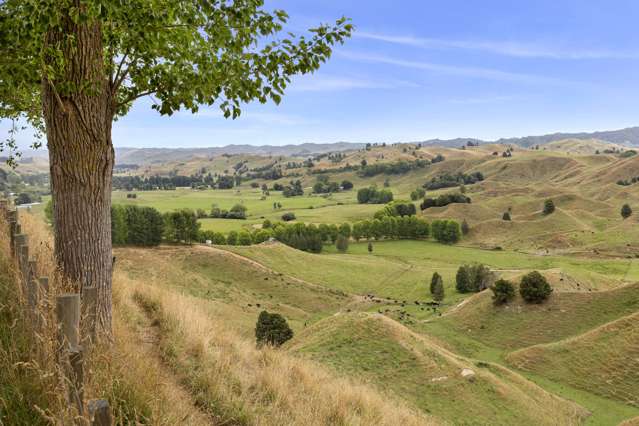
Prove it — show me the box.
[507,312,639,407]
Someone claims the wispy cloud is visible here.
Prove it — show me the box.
[448,95,522,105]
[289,74,420,92]
[338,51,568,85]
[355,31,639,60]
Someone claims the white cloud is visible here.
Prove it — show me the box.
[289,74,420,92]
[338,51,567,85]
[355,31,639,60]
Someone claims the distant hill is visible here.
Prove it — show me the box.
[494,126,639,148]
[115,142,365,165]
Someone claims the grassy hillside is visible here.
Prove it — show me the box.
[507,311,639,407]
[425,282,639,355]
[288,312,588,425]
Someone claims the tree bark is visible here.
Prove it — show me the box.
[42,11,114,335]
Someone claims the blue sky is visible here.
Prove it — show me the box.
[8,0,639,148]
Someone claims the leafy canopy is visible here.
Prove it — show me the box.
[0,0,353,159]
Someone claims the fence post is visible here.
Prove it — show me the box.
[56,294,84,416]
[13,232,26,261]
[36,277,50,338]
[87,399,112,426]
[19,244,29,297]
[82,287,98,348]
[7,211,17,252]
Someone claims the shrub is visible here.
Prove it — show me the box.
[543,199,555,215]
[621,204,632,219]
[367,242,373,253]
[374,201,416,218]
[226,230,239,245]
[238,230,253,246]
[281,212,296,222]
[357,186,394,204]
[255,311,294,347]
[519,271,552,303]
[211,232,226,245]
[491,279,515,305]
[341,180,354,190]
[502,212,511,221]
[14,193,32,205]
[430,272,444,301]
[339,223,351,238]
[456,266,471,293]
[336,234,349,253]
[420,193,471,210]
[410,188,426,201]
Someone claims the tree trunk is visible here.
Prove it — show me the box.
[42,13,114,335]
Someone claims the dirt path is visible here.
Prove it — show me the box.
[132,303,215,426]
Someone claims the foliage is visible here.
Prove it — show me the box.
[374,201,417,219]
[519,271,553,303]
[543,199,555,215]
[491,279,515,305]
[357,186,394,204]
[423,172,484,190]
[281,180,304,197]
[281,212,296,222]
[431,220,461,244]
[357,159,429,177]
[420,193,471,210]
[255,311,293,347]
[111,204,164,246]
[238,230,253,246]
[211,203,247,219]
[621,204,632,219]
[0,1,353,159]
[430,272,444,301]
[502,212,511,221]
[336,234,349,253]
[456,264,494,293]
[163,209,200,244]
[410,187,426,201]
[367,241,373,253]
[341,180,354,190]
[14,193,32,205]
[226,230,239,245]
[272,222,323,253]
[351,216,429,241]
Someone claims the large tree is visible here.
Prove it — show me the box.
[0,0,352,335]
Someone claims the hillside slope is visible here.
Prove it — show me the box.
[288,312,588,425]
[507,311,639,407]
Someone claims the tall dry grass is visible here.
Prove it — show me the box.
[123,274,436,426]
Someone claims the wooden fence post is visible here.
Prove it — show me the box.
[87,399,112,426]
[19,244,29,297]
[82,287,98,348]
[36,277,50,338]
[56,294,84,415]
[13,233,26,261]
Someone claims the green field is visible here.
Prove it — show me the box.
[112,187,382,232]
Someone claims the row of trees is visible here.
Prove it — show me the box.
[373,201,417,218]
[423,172,484,190]
[351,216,430,241]
[358,159,430,177]
[420,193,471,210]
[491,272,552,304]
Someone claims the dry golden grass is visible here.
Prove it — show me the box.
[121,274,437,426]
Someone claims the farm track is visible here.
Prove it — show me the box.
[129,298,216,426]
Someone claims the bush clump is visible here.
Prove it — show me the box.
[255,311,293,347]
[519,271,552,303]
[491,279,515,305]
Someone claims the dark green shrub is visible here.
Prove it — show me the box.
[519,271,552,303]
[621,204,632,219]
[491,279,515,305]
[430,272,444,301]
[543,199,555,215]
[255,311,293,347]
[281,212,296,221]
[502,212,511,221]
